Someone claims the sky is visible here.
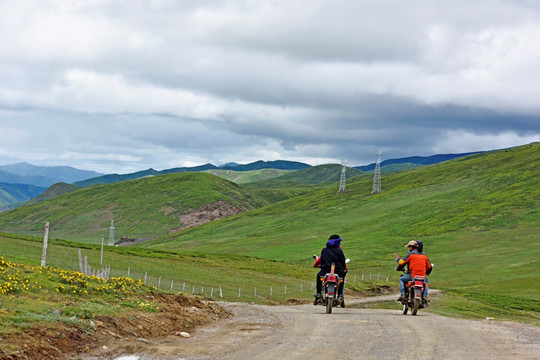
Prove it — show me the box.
[0,0,539,174]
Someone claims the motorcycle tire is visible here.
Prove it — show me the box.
[326,297,333,314]
[412,298,420,316]
[402,303,408,315]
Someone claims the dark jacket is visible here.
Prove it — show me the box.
[319,245,346,276]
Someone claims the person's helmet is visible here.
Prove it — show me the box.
[405,240,418,248]
[328,234,341,240]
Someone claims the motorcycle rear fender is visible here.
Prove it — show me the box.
[326,283,336,296]
[324,275,338,285]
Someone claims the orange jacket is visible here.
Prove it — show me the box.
[398,250,431,278]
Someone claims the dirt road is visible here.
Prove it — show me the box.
[87,296,540,360]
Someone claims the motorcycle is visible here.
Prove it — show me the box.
[313,256,348,314]
[400,275,428,316]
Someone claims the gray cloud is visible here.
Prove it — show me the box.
[0,0,539,173]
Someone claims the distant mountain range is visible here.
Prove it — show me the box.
[0,163,103,187]
[354,152,483,172]
[74,160,311,187]
[0,151,485,211]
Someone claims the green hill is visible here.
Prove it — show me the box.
[204,168,292,184]
[0,143,538,324]
[0,172,270,243]
[262,164,364,185]
[0,183,46,210]
[25,182,81,205]
[141,143,539,304]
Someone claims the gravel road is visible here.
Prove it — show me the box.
[92,295,540,360]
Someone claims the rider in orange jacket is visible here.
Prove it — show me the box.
[394,240,431,301]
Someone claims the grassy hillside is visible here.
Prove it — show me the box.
[0,172,269,243]
[141,143,539,310]
[262,164,364,185]
[0,183,46,210]
[25,182,80,205]
[204,168,292,184]
[0,143,538,325]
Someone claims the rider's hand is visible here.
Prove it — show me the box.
[394,253,400,260]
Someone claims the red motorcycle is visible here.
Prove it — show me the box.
[313,256,347,314]
[401,275,428,316]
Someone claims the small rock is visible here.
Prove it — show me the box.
[175,331,191,338]
[102,345,108,350]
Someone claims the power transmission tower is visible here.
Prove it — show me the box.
[338,159,347,192]
[108,219,115,246]
[372,150,382,194]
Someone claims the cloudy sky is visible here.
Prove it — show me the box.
[1,0,539,174]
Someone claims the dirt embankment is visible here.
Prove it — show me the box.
[0,293,231,360]
[168,200,243,234]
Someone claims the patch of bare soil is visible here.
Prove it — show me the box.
[0,293,231,360]
[168,201,243,234]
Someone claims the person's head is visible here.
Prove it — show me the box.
[405,240,418,251]
[326,234,342,247]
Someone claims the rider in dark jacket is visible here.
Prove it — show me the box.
[314,234,347,305]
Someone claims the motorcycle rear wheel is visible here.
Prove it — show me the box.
[326,297,333,314]
[412,298,420,315]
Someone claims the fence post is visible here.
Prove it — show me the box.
[84,256,89,276]
[101,235,105,266]
[40,222,49,267]
[171,280,174,291]
[78,249,83,273]
[127,267,131,278]
[270,286,273,296]
[158,276,161,288]
[238,287,241,297]
[144,272,147,285]
[219,286,223,298]
[284,285,287,294]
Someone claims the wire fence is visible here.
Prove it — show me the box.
[0,231,392,302]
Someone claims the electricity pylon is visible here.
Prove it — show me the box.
[372,150,382,194]
[338,159,347,192]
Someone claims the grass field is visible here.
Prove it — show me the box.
[0,143,538,326]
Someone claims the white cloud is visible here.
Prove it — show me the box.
[0,0,539,172]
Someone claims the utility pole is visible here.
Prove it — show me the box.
[338,159,347,192]
[40,222,49,267]
[108,219,115,246]
[372,150,382,194]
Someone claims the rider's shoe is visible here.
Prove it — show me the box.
[313,296,321,305]
[397,294,405,301]
[340,298,345,308]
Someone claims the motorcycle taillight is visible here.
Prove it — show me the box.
[414,281,424,287]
